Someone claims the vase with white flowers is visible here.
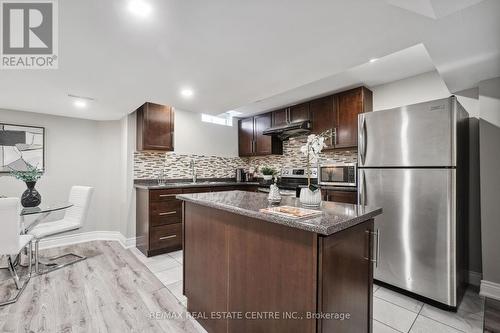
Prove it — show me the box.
[299,129,333,207]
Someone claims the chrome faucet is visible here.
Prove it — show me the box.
[189,159,197,183]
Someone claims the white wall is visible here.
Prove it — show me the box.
[479,77,500,298]
[120,112,137,238]
[174,109,238,157]
[0,109,123,234]
[371,71,451,111]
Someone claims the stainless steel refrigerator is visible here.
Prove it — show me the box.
[358,96,468,309]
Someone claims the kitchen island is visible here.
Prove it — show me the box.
[177,190,382,333]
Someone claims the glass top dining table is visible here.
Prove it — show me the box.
[20,202,73,234]
[21,202,73,216]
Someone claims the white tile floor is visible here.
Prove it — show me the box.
[131,248,484,333]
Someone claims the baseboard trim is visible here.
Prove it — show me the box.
[481,280,500,301]
[39,231,136,250]
[467,271,482,287]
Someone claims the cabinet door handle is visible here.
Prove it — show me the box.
[364,229,380,267]
[159,194,176,198]
[159,211,177,216]
[159,235,177,240]
[363,229,370,261]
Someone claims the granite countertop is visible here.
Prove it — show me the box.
[177,190,382,236]
[134,178,261,190]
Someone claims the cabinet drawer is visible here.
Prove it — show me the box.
[182,187,212,194]
[149,189,182,202]
[324,190,357,204]
[211,186,238,192]
[150,200,182,226]
[150,223,182,251]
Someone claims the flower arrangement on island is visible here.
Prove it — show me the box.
[299,129,334,206]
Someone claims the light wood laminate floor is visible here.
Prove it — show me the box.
[0,241,487,333]
[0,241,205,333]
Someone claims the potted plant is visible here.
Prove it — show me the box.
[260,166,276,181]
[9,162,43,207]
[299,129,333,207]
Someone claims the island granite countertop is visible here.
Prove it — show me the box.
[177,190,382,235]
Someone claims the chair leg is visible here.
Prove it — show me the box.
[34,239,39,274]
[7,256,21,290]
[36,253,87,275]
[28,241,33,278]
[0,241,32,307]
[32,238,86,275]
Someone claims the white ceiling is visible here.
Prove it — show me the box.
[384,0,485,19]
[0,0,499,120]
[234,44,437,115]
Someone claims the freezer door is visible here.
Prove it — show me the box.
[358,97,455,167]
[359,168,456,306]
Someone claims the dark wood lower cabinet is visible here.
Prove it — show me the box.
[136,188,183,257]
[323,189,357,204]
[136,185,259,256]
[318,221,374,333]
[183,202,374,333]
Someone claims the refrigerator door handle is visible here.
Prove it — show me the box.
[360,117,367,166]
[359,169,366,206]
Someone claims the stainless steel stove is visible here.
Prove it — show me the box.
[258,167,317,197]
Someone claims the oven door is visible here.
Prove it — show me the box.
[319,165,356,186]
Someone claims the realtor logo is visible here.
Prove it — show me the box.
[1,0,58,69]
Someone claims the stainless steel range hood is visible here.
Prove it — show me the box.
[262,120,311,140]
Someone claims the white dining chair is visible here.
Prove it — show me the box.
[0,198,33,306]
[28,186,94,274]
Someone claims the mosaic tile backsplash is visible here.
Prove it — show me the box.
[134,138,357,180]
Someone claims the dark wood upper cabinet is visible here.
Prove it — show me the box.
[254,113,273,155]
[334,87,373,149]
[136,102,174,151]
[310,95,336,149]
[238,86,371,155]
[272,103,310,127]
[238,114,282,157]
[272,108,288,127]
[238,117,255,157]
[308,87,372,150]
[289,102,310,123]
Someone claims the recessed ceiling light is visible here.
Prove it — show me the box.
[226,110,242,116]
[73,99,87,108]
[181,88,194,98]
[369,58,379,63]
[68,94,94,109]
[128,0,152,18]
